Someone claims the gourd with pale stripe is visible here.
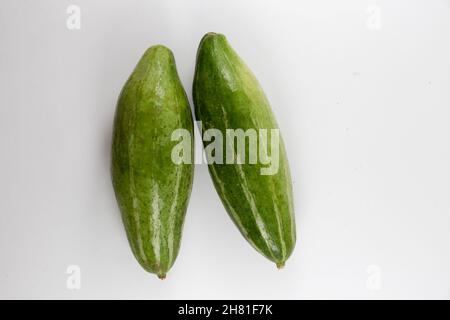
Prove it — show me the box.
[193,33,296,268]
[111,46,194,279]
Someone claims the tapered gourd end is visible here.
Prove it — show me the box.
[276,262,285,269]
[201,32,219,40]
[204,31,218,37]
[199,32,226,46]
[157,273,167,280]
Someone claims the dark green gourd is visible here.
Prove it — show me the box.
[193,33,296,267]
[112,46,194,279]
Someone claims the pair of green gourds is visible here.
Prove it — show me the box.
[111,33,296,279]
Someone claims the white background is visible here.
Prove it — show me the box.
[0,0,449,299]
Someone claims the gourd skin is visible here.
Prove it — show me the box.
[193,33,296,267]
[112,46,194,279]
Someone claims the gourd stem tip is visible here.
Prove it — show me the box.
[158,274,167,280]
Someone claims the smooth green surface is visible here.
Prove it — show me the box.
[112,46,194,278]
[193,33,296,267]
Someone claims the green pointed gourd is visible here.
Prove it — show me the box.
[193,33,296,268]
[112,46,194,279]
